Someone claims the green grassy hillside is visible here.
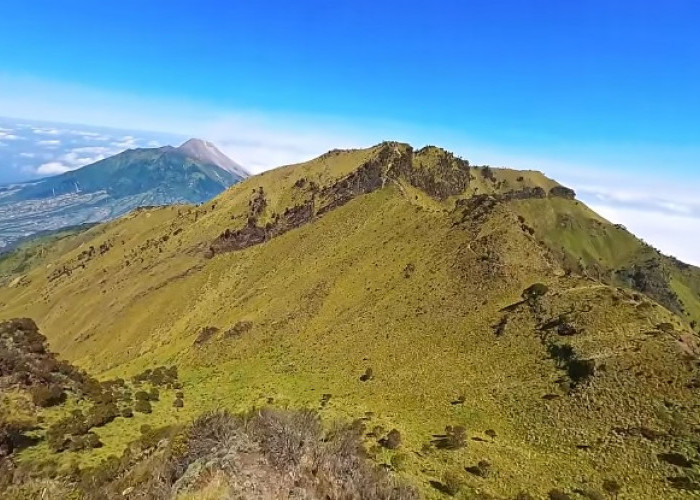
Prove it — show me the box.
[1,142,700,499]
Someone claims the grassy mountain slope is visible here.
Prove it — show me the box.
[1,142,700,498]
[0,224,99,286]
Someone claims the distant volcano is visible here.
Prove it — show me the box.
[177,138,249,178]
[0,139,248,251]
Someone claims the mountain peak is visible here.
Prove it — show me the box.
[177,138,249,178]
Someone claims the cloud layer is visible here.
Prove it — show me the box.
[0,118,184,181]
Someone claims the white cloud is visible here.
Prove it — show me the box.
[83,134,111,141]
[0,132,19,140]
[70,130,101,137]
[36,161,71,175]
[32,127,60,135]
[61,150,110,167]
[38,139,61,146]
[30,145,115,176]
[110,135,138,150]
[70,146,111,155]
[19,152,35,158]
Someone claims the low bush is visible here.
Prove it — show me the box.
[68,432,102,451]
[194,326,219,345]
[134,390,150,401]
[29,384,64,407]
[86,402,119,428]
[602,479,622,497]
[134,400,152,414]
[224,321,253,339]
[549,489,573,500]
[432,425,467,450]
[430,470,464,496]
[465,460,491,477]
[149,388,160,402]
[46,412,89,452]
[379,428,402,449]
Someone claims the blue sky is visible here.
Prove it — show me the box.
[0,1,699,263]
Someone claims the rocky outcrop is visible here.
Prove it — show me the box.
[549,185,576,199]
[399,146,471,200]
[207,144,571,257]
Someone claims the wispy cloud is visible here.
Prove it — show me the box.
[32,127,60,135]
[38,139,61,146]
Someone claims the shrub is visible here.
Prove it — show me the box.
[29,384,64,407]
[46,413,89,452]
[134,390,150,401]
[224,321,253,339]
[175,391,184,399]
[149,367,165,385]
[359,367,374,382]
[149,388,160,402]
[86,402,119,428]
[602,479,622,497]
[134,400,152,414]
[549,490,573,500]
[194,326,219,345]
[173,398,184,409]
[480,166,496,182]
[165,365,178,380]
[465,460,491,477]
[249,408,322,470]
[121,408,133,418]
[574,488,604,500]
[379,429,402,449]
[432,425,467,450]
[431,470,464,496]
[68,432,103,452]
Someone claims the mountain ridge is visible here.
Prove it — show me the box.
[1,141,700,498]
